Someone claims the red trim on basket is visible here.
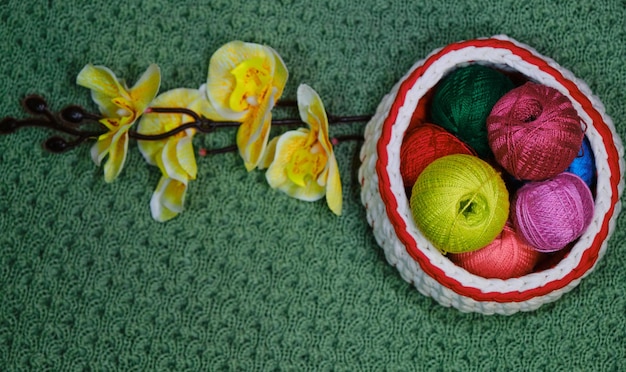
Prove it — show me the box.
[376,38,622,303]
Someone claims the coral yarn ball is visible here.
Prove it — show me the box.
[430,65,514,158]
[448,224,543,279]
[487,82,584,181]
[512,172,594,252]
[410,154,509,254]
[400,123,474,189]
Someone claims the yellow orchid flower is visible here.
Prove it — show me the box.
[77,63,161,182]
[205,40,288,171]
[137,88,216,222]
[262,84,342,215]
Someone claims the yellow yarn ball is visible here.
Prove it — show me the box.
[409,154,509,254]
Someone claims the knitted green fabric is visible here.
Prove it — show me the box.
[1,1,625,370]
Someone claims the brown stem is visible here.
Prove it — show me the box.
[1,96,372,153]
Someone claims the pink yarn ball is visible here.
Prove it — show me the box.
[513,172,594,252]
[487,82,583,181]
[448,223,543,279]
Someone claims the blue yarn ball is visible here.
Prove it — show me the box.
[566,136,596,188]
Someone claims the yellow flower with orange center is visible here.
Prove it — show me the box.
[137,88,216,222]
[76,64,161,182]
[261,84,342,215]
[205,41,288,171]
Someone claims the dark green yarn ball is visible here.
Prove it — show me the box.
[430,65,514,158]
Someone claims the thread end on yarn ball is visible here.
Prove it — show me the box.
[410,154,509,254]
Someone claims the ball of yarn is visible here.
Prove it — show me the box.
[430,65,514,158]
[513,172,594,252]
[400,123,474,189]
[410,154,509,254]
[487,82,584,181]
[566,136,596,188]
[448,223,543,279]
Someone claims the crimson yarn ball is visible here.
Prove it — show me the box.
[512,172,594,252]
[448,223,543,279]
[400,123,474,189]
[487,82,583,181]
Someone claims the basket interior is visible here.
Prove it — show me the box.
[402,65,597,277]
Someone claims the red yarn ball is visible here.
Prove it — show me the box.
[448,223,542,279]
[487,82,583,181]
[400,123,474,189]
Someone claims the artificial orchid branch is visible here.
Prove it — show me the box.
[0,95,104,152]
[0,40,370,220]
[0,95,369,154]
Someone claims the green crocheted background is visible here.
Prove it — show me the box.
[1,1,625,370]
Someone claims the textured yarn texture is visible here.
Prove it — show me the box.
[400,123,474,189]
[566,136,596,188]
[448,223,542,279]
[1,1,626,370]
[430,64,514,158]
[410,154,509,254]
[513,172,595,252]
[487,82,584,181]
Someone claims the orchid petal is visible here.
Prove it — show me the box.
[285,143,328,187]
[297,84,321,133]
[160,178,187,213]
[137,138,162,166]
[176,135,197,180]
[90,131,114,166]
[297,83,332,153]
[76,64,127,101]
[102,125,130,183]
[280,175,326,202]
[236,88,276,171]
[129,64,161,113]
[193,85,220,119]
[259,136,279,170]
[325,155,343,216]
[161,137,189,184]
[150,176,187,222]
[269,46,289,99]
[99,117,125,134]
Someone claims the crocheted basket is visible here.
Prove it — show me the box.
[359,35,625,315]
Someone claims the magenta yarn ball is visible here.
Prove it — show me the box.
[512,172,594,252]
[487,82,583,181]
